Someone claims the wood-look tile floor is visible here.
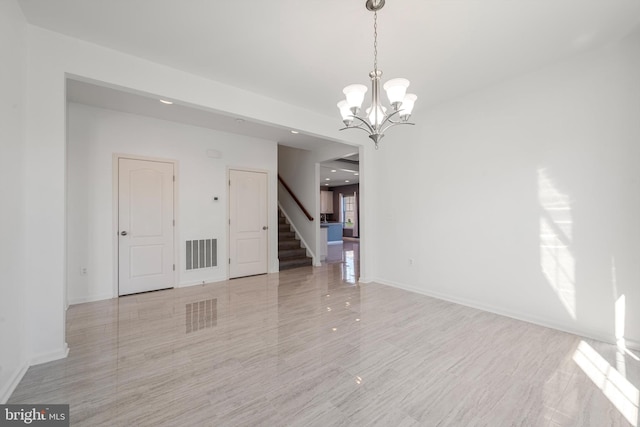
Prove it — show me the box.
[10,243,640,426]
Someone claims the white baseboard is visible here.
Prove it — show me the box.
[30,344,69,367]
[626,338,640,352]
[0,362,29,404]
[67,293,113,306]
[178,277,226,288]
[372,277,639,351]
[2,345,70,403]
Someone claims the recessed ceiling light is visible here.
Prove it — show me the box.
[324,183,329,186]
[159,99,173,105]
[331,170,337,173]
[290,130,299,134]
[325,178,330,181]
[345,180,350,182]
[354,173,359,176]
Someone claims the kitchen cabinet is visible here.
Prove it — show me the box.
[320,190,333,214]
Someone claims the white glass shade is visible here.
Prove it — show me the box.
[383,78,410,106]
[366,105,387,126]
[343,84,368,110]
[337,100,353,124]
[399,93,417,118]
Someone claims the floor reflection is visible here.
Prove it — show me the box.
[325,238,360,284]
[185,298,217,333]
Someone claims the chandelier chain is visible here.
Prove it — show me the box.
[373,11,378,72]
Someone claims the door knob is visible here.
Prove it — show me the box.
[120,231,128,236]
[262,226,268,230]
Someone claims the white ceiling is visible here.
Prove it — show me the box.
[19,0,640,120]
[320,156,360,188]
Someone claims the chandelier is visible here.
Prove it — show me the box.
[337,0,417,149]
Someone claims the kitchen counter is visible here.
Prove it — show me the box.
[320,222,343,243]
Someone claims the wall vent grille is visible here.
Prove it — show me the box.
[186,239,217,270]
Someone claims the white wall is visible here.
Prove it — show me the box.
[67,103,279,303]
[369,29,640,348]
[0,0,28,402]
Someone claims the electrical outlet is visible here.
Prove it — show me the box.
[408,258,414,266]
[80,267,88,276]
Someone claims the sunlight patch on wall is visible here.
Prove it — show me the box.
[538,168,575,318]
[573,340,639,426]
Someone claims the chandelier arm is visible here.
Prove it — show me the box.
[378,108,404,128]
[379,121,415,135]
[348,114,376,134]
[339,125,377,135]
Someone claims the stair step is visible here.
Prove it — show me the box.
[279,248,308,260]
[279,240,301,250]
[278,223,291,231]
[279,257,313,271]
[277,208,313,271]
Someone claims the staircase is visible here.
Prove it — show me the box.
[278,209,313,270]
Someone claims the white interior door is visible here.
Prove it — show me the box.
[118,158,175,295]
[229,169,268,278]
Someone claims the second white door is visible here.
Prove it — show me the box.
[229,169,268,278]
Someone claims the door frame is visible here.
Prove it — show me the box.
[227,167,271,279]
[112,153,179,297]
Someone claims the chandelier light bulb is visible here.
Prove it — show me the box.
[383,78,410,109]
[399,93,417,120]
[337,100,354,126]
[343,84,368,112]
[366,105,387,126]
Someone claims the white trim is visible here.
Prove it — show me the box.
[278,201,317,266]
[0,362,29,404]
[370,277,640,351]
[111,154,179,298]
[29,344,69,367]
[67,293,114,306]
